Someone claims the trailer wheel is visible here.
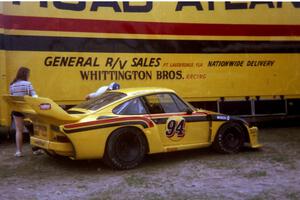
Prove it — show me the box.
[103,127,147,170]
[213,122,244,154]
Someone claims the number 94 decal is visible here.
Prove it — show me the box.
[165,117,186,140]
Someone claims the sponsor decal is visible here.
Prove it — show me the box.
[216,115,230,121]
[39,103,51,110]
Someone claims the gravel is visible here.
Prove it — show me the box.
[0,124,300,200]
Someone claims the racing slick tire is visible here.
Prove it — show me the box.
[213,122,245,154]
[103,127,147,170]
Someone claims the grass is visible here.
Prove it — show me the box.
[244,170,267,179]
[124,174,147,187]
[1,125,300,200]
[270,153,290,163]
[286,192,300,200]
[248,191,300,200]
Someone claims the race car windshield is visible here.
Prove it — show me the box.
[75,92,127,111]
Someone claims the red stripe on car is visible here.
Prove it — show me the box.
[64,116,154,129]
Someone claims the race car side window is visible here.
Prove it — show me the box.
[170,94,190,112]
[113,97,147,115]
[157,93,188,113]
[143,93,187,114]
[143,94,165,114]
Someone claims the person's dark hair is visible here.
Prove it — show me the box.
[10,67,30,85]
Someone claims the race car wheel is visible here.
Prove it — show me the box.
[213,122,244,154]
[104,127,147,170]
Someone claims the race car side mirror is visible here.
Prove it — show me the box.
[186,108,193,115]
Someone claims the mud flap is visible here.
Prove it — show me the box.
[248,127,262,148]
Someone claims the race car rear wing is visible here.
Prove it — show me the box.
[3,95,81,122]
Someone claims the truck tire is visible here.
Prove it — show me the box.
[103,127,147,170]
[213,122,244,154]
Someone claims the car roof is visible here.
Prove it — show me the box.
[110,87,176,97]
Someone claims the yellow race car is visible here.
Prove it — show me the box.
[5,88,261,169]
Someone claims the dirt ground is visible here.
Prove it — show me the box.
[0,123,300,200]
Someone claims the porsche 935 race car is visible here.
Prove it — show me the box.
[5,88,261,169]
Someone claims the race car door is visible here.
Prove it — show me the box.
[142,93,210,147]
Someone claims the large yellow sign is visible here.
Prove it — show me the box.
[1,1,300,126]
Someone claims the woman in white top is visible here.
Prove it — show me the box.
[9,67,37,157]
